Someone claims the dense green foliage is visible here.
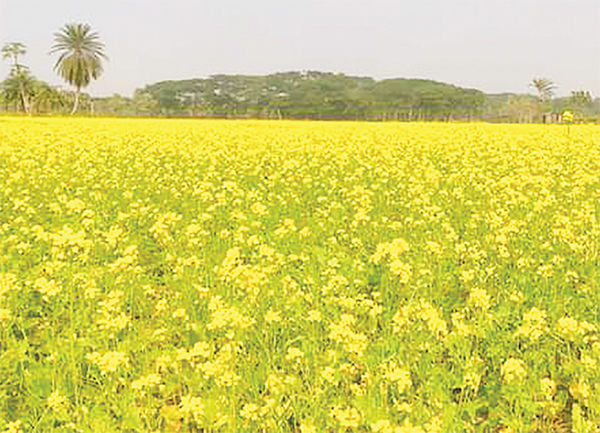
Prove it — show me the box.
[93,73,600,122]
[136,72,486,120]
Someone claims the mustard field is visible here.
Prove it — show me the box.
[0,117,599,432]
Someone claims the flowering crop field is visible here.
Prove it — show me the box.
[0,117,599,433]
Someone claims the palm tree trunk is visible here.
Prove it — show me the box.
[71,88,80,114]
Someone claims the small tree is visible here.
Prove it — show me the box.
[570,90,592,121]
[51,23,107,114]
[2,69,36,113]
[31,81,66,114]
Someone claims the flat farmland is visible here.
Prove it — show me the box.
[0,118,599,432]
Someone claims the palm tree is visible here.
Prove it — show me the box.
[50,23,107,114]
[530,78,556,102]
[530,78,557,123]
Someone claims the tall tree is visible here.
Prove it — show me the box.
[570,90,592,107]
[1,42,26,71]
[2,42,32,114]
[530,78,556,102]
[570,90,593,120]
[530,78,556,122]
[50,23,107,114]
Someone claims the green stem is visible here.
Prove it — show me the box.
[31,407,50,433]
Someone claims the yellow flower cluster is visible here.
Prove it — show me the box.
[0,273,17,297]
[514,307,548,340]
[285,347,304,362]
[47,390,68,412]
[195,342,240,387]
[0,421,21,433]
[240,402,268,422]
[149,212,182,244]
[330,405,361,428]
[103,225,123,248]
[131,373,161,390]
[467,287,491,310]
[557,316,597,341]
[371,238,412,283]
[176,341,211,365]
[329,313,369,356]
[382,362,412,392]
[390,260,413,284]
[371,238,410,263]
[501,358,526,384]
[96,290,129,331]
[108,245,139,272]
[206,296,254,331]
[180,395,204,423]
[48,225,92,256]
[86,351,129,374]
[218,247,268,298]
[392,305,411,333]
[371,419,396,433]
[264,308,282,323]
[34,277,61,298]
[397,419,426,433]
[416,300,448,340]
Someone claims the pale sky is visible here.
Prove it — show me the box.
[0,0,598,98]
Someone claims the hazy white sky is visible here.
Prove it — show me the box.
[1,0,598,97]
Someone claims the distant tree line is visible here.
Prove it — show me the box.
[89,73,600,122]
[121,72,486,121]
[1,36,598,122]
[484,90,598,123]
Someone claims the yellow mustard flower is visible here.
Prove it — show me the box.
[47,390,68,412]
[330,405,361,428]
[501,358,526,384]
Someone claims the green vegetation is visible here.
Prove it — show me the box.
[132,72,485,120]
[125,75,600,122]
